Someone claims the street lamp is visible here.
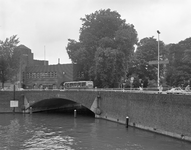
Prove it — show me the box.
[157,30,160,89]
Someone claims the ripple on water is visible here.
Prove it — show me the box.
[22,130,75,150]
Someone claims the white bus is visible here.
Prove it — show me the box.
[63,81,94,89]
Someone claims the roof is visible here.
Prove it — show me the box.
[16,44,31,50]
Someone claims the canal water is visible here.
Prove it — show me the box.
[0,113,191,150]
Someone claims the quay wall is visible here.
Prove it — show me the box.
[98,91,191,141]
[0,91,24,112]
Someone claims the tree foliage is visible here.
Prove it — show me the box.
[127,37,166,87]
[166,37,191,86]
[94,47,125,87]
[66,9,191,88]
[0,35,20,88]
[130,36,191,88]
[66,9,138,87]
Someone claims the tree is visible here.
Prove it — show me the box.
[0,35,20,88]
[128,37,166,87]
[115,25,138,59]
[66,9,138,87]
[166,37,191,86]
[94,47,125,88]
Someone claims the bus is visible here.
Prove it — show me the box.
[63,81,94,89]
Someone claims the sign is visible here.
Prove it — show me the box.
[10,100,18,107]
[148,60,169,65]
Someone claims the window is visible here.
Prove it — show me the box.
[37,73,40,78]
[50,72,54,77]
[32,73,36,78]
[54,72,57,77]
[44,72,48,78]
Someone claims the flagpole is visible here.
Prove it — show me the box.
[44,45,46,65]
[157,30,160,89]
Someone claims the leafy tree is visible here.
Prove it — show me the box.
[182,49,191,64]
[166,37,191,86]
[115,25,138,59]
[66,9,138,87]
[0,35,20,88]
[128,37,166,87]
[94,47,125,87]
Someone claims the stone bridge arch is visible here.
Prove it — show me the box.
[22,90,101,115]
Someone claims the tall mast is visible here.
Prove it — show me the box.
[44,45,46,65]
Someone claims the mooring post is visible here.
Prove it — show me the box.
[29,107,32,114]
[126,116,129,128]
[74,109,77,118]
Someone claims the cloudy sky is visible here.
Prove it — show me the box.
[1,0,191,64]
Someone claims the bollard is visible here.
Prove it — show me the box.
[126,116,129,128]
[29,107,32,114]
[74,109,77,118]
[13,107,15,113]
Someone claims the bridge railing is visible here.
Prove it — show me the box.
[18,88,161,94]
[0,87,177,95]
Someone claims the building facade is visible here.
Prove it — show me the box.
[24,64,82,89]
[16,45,82,89]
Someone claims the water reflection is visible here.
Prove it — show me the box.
[23,131,75,150]
[0,117,20,149]
[20,114,75,150]
[0,113,191,150]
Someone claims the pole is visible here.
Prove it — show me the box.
[30,107,32,114]
[157,30,160,89]
[13,84,15,113]
[44,45,46,66]
[13,84,15,100]
[126,116,129,128]
[74,109,77,118]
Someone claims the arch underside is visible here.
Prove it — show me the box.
[30,98,95,116]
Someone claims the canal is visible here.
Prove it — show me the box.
[0,113,191,150]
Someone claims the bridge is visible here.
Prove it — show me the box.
[23,89,101,114]
[0,89,102,115]
[0,89,191,142]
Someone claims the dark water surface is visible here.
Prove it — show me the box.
[0,113,191,150]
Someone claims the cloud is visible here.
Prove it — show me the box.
[1,0,191,64]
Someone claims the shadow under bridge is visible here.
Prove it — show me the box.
[30,98,94,116]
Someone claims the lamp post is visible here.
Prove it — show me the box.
[157,30,160,89]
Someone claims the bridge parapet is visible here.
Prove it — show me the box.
[0,90,99,113]
[22,90,99,111]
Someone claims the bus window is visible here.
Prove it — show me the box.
[82,82,86,87]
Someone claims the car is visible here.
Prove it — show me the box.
[166,87,186,94]
[18,88,24,91]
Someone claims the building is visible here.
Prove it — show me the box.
[15,45,82,89]
[15,45,49,67]
[24,64,82,89]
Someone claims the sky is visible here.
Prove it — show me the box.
[0,0,191,65]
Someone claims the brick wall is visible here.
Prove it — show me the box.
[98,91,191,141]
[0,91,24,112]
